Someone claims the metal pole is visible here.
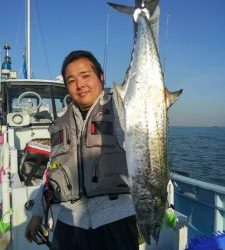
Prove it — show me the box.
[27,0,31,79]
[0,50,2,80]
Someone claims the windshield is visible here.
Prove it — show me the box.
[7,84,68,124]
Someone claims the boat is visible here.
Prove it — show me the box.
[0,0,67,249]
[0,72,67,250]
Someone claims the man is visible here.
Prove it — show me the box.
[25,50,139,250]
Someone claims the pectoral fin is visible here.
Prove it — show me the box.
[166,88,183,109]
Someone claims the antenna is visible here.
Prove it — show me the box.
[26,0,31,79]
[103,13,109,86]
[1,44,12,79]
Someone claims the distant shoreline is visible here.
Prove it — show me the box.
[169,125,225,128]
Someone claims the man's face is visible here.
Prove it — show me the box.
[65,58,103,111]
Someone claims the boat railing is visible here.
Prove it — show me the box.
[171,173,225,241]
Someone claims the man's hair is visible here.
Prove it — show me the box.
[61,50,104,84]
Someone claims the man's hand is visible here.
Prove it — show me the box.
[25,215,43,242]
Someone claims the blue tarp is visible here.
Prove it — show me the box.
[186,231,225,250]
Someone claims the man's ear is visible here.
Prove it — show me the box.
[100,74,104,86]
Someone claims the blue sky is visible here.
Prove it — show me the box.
[0,0,225,127]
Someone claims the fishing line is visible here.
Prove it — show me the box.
[163,14,170,83]
[103,13,110,86]
[34,0,52,80]
[14,0,24,74]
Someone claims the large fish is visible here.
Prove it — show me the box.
[112,6,183,245]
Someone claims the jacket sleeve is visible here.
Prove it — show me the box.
[31,185,45,218]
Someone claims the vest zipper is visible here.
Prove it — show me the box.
[78,136,93,228]
[75,92,105,228]
[60,166,72,190]
[92,156,100,183]
[80,92,104,135]
[79,136,87,195]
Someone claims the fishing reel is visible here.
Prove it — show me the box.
[33,224,52,248]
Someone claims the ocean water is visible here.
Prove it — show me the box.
[168,126,225,187]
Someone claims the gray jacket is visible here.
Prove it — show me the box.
[32,89,135,229]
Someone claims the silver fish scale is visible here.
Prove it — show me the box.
[124,11,168,244]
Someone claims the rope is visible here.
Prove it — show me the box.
[33,0,52,79]
[14,0,25,74]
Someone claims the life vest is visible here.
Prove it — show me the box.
[47,92,129,203]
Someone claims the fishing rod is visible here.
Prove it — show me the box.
[103,13,109,85]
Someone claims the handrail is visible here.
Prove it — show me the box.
[171,173,225,195]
